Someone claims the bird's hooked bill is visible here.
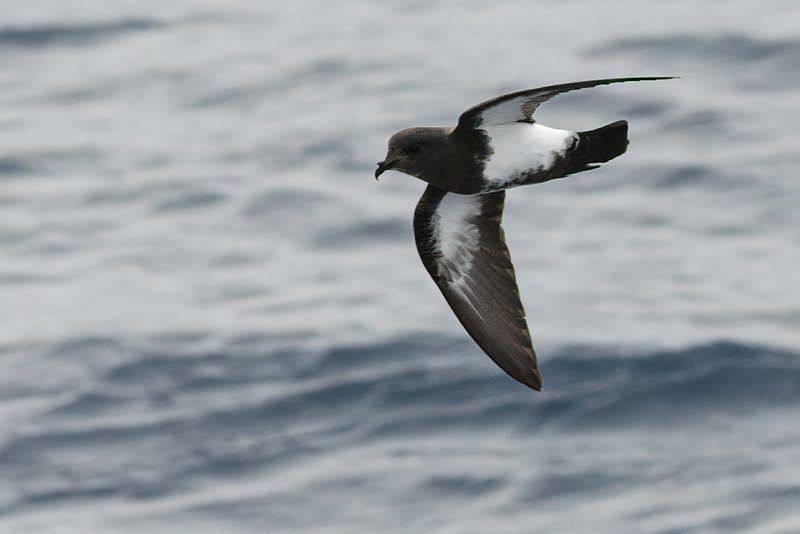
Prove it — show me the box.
[375,160,394,180]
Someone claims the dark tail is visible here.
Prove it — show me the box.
[566,120,629,175]
[581,120,629,163]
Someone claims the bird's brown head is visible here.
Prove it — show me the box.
[375,127,450,182]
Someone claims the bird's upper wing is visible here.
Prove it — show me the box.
[456,76,675,130]
[414,184,541,390]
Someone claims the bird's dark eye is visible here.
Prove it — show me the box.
[403,145,421,155]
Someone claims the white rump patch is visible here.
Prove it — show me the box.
[482,123,577,188]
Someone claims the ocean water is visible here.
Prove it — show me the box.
[1,0,800,532]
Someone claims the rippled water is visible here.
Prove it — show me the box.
[1,1,799,532]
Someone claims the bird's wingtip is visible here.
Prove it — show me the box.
[525,368,543,392]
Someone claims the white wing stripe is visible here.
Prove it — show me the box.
[432,193,482,281]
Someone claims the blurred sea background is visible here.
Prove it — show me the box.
[2,1,800,532]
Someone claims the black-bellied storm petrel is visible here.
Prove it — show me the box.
[376,77,674,391]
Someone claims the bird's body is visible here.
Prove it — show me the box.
[376,77,674,390]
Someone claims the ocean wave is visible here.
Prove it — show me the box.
[0,18,163,49]
[590,34,800,64]
[304,338,800,433]
[587,34,800,89]
[1,335,797,511]
[12,336,800,437]
[541,341,800,427]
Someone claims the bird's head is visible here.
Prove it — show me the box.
[375,127,450,181]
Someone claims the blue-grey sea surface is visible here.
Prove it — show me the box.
[1,1,800,532]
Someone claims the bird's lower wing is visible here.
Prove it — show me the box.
[413,185,541,390]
